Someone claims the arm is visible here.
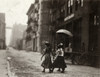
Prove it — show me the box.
[41,53,45,60]
[54,49,59,59]
[41,49,46,60]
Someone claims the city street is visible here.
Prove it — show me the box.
[0,0,100,77]
[5,48,100,77]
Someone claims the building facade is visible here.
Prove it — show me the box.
[26,0,52,52]
[26,0,100,67]
[26,0,39,51]
[0,13,6,49]
[10,24,27,49]
[50,0,100,67]
[22,30,27,50]
[38,0,51,51]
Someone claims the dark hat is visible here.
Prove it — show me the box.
[45,41,50,46]
[58,43,63,48]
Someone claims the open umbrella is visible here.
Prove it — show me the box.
[56,29,73,37]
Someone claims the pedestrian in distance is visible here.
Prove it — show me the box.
[51,43,67,73]
[41,41,52,73]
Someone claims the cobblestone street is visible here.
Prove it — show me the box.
[6,48,100,77]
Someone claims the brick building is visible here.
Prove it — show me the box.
[50,0,100,67]
[0,13,6,49]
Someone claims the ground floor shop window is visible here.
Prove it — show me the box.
[89,14,98,52]
[73,19,81,52]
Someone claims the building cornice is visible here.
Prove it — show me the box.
[27,4,34,15]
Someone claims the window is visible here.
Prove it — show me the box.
[94,15,97,25]
[56,10,60,19]
[70,0,73,14]
[51,14,53,22]
[97,16,99,25]
[52,13,56,22]
[71,0,73,5]
[75,0,78,11]
[89,14,98,52]
[60,5,65,18]
[94,15,100,26]
[67,0,73,14]
[73,19,82,51]
[81,0,83,7]
[75,0,83,11]
[79,0,83,7]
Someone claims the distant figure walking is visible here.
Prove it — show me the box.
[41,42,52,73]
[52,43,66,73]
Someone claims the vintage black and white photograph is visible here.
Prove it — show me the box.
[0,0,100,77]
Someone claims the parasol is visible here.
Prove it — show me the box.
[56,29,73,37]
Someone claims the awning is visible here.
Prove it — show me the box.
[56,29,73,37]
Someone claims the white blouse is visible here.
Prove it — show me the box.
[56,48,64,57]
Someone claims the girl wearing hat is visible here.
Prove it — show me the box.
[41,42,52,73]
[52,43,66,73]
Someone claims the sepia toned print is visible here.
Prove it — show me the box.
[0,0,100,77]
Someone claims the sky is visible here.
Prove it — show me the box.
[0,0,35,45]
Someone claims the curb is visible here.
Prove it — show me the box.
[7,57,16,77]
[7,60,12,77]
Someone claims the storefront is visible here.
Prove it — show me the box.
[55,14,82,53]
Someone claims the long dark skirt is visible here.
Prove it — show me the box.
[41,54,52,68]
[52,56,66,68]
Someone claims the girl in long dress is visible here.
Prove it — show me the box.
[52,43,66,73]
[41,42,52,73]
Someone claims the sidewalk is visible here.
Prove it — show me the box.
[7,48,100,77]
[0,50,8,77]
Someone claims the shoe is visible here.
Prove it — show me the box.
[50,70,53,73]
[61,71,64,73]
[57,69,61,71]
[42,70,45,73]
[49,70,53,73]
[57,68,61,71]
